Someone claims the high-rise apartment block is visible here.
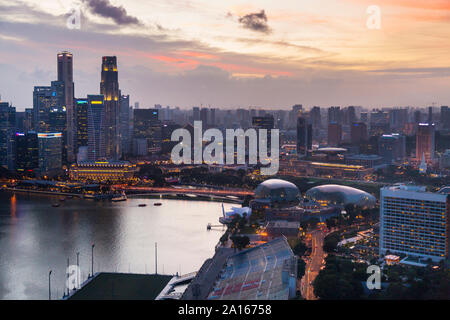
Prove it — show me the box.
[380,185,449,262]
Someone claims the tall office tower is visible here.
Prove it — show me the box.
[292,104,302,116]
[74,99,88,154]
[389,108,408,130]
[33,86,55,132]
[369,109,390,136]
[133,109,161,156]
[296,117,312,158]
[192,107,200,122]
[119,95,131,156]
[38,133,62,177]
[100,56,120,160]
[327,123,342,147]
[252,115,274,130]
[440,106,450,130]
[414,110,422,124]
[378,134,406,164]
[15,132,39,173]
[310,106,321,129]
[328,106,341,124]
[15,111,25,133]
[200,108,208,127]
[416,123,435,162]
[360,112,368,123]
[252,115,275,149]
[209,108,216,126]
[428,106,433,124]
[379,185,449,262]
[346,106,357,125]
[87,95,106,161]
[24,108,34,132]
[0,102,16,169]
[57,51,75,163]
[350,122,368,144]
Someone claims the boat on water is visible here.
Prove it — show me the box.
[111,193,127,202]
[138,203,147,207]
[154,202,162,206]
[52,203,60,207]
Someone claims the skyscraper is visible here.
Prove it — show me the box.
[416,123,435,162]
[350,122,367,144]
[441,106,450,130]
[100,56,120,160]
[297,117,312,158]
[33,81,66,164]
[38,132,62,177]
[192,107,200,122]
[310,106,321,129]
[328,106,341,124]
[200,108,208,127]
[0,102,16,169]
[15,132,39,174]
[57,51,75,163]
[87,95,106,161]
[379,185,449,262]
[327,123,342,147]
[75,98,89,153]
[119,95,131,156]
[378,134,406,164]
[209,108,216,127]
[133,109,162,156]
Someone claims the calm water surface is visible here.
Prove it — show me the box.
[0,192,231,299]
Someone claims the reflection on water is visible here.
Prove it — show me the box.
[0,192,231,300]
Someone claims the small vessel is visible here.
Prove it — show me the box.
[111,192,127,202]
[138,203,147,207]
[154,202,162,206]
[52,203,60,207]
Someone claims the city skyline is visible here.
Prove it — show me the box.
[2,0,450,110]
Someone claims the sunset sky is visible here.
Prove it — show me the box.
[1,0,450,110]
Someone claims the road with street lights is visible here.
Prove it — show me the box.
[301,229,327,300]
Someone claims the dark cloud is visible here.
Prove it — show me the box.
[238,10,271,34]
[82,0,141,25]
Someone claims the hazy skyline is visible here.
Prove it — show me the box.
[1,0,450,110]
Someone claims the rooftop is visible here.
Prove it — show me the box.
[207,237,296,300]
[67,273,172,300]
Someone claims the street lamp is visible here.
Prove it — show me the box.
[91,244,95,278]
[76,251,80,289]
[48,270,52,300]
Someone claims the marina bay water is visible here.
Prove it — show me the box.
[0,192,231,299]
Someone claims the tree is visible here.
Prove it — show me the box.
[323,232,340,253]
[230,235,250,251]
[293,240,307,257]
[297,259,306,279]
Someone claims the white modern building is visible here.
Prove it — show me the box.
[379,184,449,262]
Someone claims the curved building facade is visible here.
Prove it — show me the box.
[305,184,376,208]
[254,179,300,206]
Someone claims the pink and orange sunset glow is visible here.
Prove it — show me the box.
[1,0,450,108]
